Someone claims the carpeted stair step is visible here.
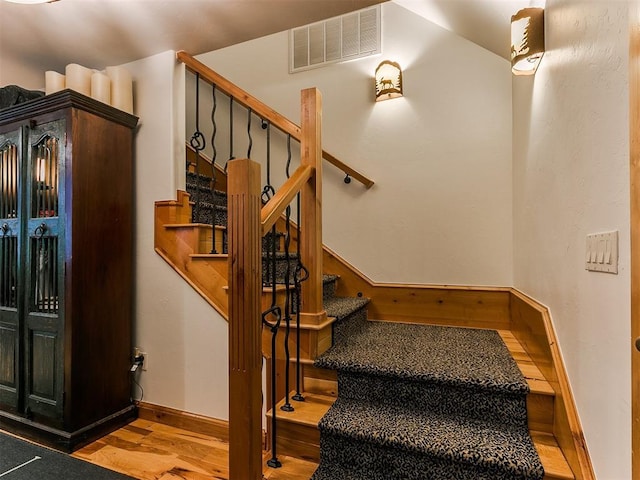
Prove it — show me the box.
[270,392,573,480]
[313,321,545,480]
[314,396,543,480]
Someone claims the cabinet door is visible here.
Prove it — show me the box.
[0,127,23,412]
[23,119,65,423]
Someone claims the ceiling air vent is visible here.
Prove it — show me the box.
[290,5,381,73]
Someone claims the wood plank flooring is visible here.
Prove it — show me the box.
[72,419,317,480]
[57,327,568,480]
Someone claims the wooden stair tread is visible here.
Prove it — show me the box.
[531,431,575,480]
[498,330,555,396]
[190,253,228,259]
[267,392,332,427]
[271,393,573,479]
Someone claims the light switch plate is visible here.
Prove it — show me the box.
[585,231,618,274]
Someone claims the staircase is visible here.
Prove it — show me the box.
[159,51,592,480]
[151,168,577,480]
[269,275,573,480]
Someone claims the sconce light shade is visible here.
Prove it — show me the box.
[511,7,545,75]
[375,60,403,101]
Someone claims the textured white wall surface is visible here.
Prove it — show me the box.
[0,54,44,90]
[512,2,630,478]
[193,2,514,286]
[126,51,229,419]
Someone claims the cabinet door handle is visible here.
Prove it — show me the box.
[34,223,47,238]
[635,337,640,352]
[1,223,8,236]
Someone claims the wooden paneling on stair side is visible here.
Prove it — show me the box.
[510,290,595,480]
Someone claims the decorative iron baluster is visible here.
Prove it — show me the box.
[280,204,294,413]
[263,223,282,469]
[210,84,219,254]
[261,120,275,204]
[190,73,206,225]
[286,134,292,178]
[246,108,253,159]
[225,96,235,173]
[292,133,308,402]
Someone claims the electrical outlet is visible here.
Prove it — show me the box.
[133,347,148,371]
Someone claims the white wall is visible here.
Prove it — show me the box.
[512,2,630,479]
[125,51,229,420]
[0,53,44,90]
[193,2,514,286]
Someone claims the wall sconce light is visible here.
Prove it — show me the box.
[511,7,545,75]
[375,60,403,101]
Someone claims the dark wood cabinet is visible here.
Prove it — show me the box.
[0,90,137,452]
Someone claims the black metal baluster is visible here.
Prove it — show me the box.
[263,223,282,469]
[280,205,294,413]
[190,73,206,225]
[292,134,307,402]
[246,108,252,159]
[261,121,275,202]
[225,96,235,173]
[286,134,292,178]
[210,84,219,254]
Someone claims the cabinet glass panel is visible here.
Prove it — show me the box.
[0,236,17,309]
[30,235,58,314]
[0,141,18,219]
[31,135,58,219]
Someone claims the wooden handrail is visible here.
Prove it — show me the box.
[177,50,374,189]
[261,164,313,234]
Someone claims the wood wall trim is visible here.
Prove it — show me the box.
[138,402,230,442]
[631,4,640,477]
[322,245,512,329]
[509,288,595,480]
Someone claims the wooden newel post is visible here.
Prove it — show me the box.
[227,158,263,480]
[300,88,327,325]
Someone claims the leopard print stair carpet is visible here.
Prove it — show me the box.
[312,320,544,480]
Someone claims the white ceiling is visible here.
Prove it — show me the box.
[0,0,530,81]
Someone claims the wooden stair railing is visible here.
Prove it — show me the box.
[177,50,374,189]
[227,88,324,480]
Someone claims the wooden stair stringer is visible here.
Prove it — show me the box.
[510,290,596,480]
[155,190,336,364]
[155,191,229,318]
